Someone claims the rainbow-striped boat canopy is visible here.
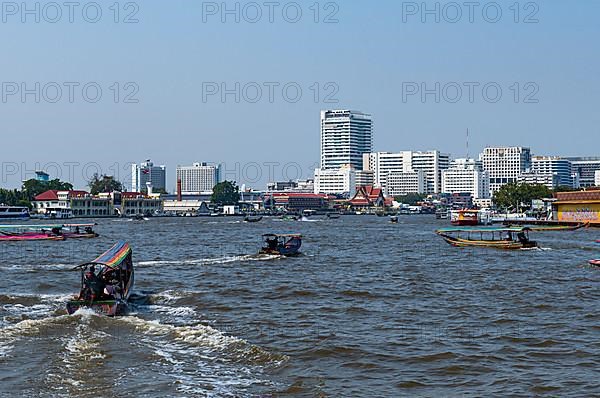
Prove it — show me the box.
[91,241,132,269]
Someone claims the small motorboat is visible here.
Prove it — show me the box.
[280,215,299,221]
[436,227,538,250]
[67,241,134,316]
[244,215,263,223]
[62,223,99,239]
[260,234,302,256]
[390,216,399,223]
[589,259,600,266]
[327,213,341,219]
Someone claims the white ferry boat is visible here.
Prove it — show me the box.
[0,206,30,220]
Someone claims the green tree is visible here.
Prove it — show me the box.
[394,193,426,205]
[88,174,123,195]
[21,178,73,201]
[211,181,240,205]
[493,183,552,211]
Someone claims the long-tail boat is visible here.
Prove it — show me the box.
[260,234,302,256]
[67,241,134,316]
[0,223,98,241]
[436,227,538,250]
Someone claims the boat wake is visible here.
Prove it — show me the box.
[0,292,287,397]
[138,254,283,267]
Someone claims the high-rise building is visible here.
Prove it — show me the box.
[314,165,356,197]
[320,110,373,170]
[442,158,490,199]
[566,157,600,187]
[531,156,575,188]
[517,171,559,188]
[386,170,426,196]
[363,150,449,194]
[176,163,221,195]
[131,160,167,193]
[409,150,450,194]
[482,147,531,194]
[363,152,407,188]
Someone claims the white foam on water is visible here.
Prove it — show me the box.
[138,254,275,267]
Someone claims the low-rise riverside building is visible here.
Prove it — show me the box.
[552,188,600,225]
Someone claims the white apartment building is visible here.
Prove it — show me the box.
[482,147,531,194]
[320,110,373,170]
[442,158,490,199]
[131,160,167,193]
[363,152,406,187]
[531,156,574,188]
[314,165,356,196]
[409,150,450,194]
[176,163,221,195]
[355,169,374,187]
[595,170,600,186]
[517,171,559,189]
[385,170,426,196]
[363,150,449,194]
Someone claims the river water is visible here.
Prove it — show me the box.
[1,216,599,397]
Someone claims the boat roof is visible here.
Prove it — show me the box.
[88,241,131,268]
[263,233,302,237]
[436,226,531,233]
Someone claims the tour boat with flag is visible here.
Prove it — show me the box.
[67,241,134,316]
[260,234,302,256]
[436,226,538,250]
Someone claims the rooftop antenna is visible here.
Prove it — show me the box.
[466,128,470,159]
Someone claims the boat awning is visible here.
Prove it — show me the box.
[262,234,302,238]
[436,227,530,234]
[91,241,131,268]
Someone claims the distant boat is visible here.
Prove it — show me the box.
[260,234,302,256]
[244,215,263,223]
[0,206,30,220]
[390,216,399,223]
[327,213,340,219]
[436,227,538,250]
[67,241,134,316]
[589,259,600,266]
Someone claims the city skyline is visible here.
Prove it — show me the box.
[1,2,600,190]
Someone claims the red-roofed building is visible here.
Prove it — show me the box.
[347,186,393,209]
[264,192,332,211]
[33,190,163,218]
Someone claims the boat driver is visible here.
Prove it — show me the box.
[81,265,105,301]
[267,236,279,250]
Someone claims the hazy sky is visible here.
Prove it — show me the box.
[1,0,599,190]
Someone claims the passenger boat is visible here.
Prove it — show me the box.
[0,206,30,220]
[260,234,302,256]
[0,223,98,241]
[244,215,263,223]
[0,232,65,241]
[436,227,538,249]
[451,209,484,226]
[67,241,134,316]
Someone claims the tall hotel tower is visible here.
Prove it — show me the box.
[320,110,373,170]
